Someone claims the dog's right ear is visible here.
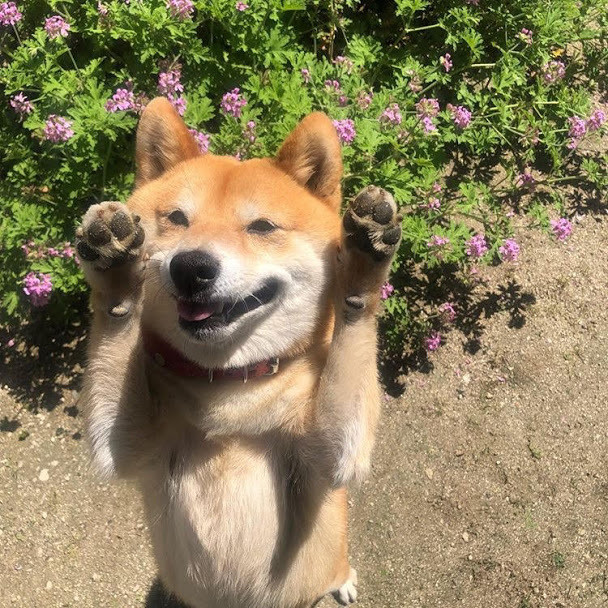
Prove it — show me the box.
[135,97,200,187]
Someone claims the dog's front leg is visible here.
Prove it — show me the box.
[76,201,151,478]
[316,186,401,487]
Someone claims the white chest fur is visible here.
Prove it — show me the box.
[139,436,283,608]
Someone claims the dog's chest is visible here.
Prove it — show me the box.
[140,437,283,606]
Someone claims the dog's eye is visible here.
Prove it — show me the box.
[167,210,189,227]
[247,219,277,234]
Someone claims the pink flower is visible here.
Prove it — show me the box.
[425,331,441,351]
[0,1,22,26]
[43,115,74,142]
[380,282,394,300]
[10,92,33,117]
[447,104,472,129]
[158,67,184,96]
[440,53,453,72]
[542,60,565,84]
[23,272,52,307]
[416,98,440,118]
[567,115,587,149]
[498,238,520,262]
[465,234,488,258]
[427,197,441,210]
[439,302,456,322]
[105,87,137,112]
[356,91,373,110]
[62,243,75,258]
[97,1,109,17]
[516,168,535,189]
[421,116,436,133]
[550,218,572,242]
[332,119,356,144]
[221,88,247,118]
[427,235,450,248]
[169,94,187,115]
[44,15,70,39]
[21,240,33,257]
[236,1,249,10]
[166,0,193,19]
[189,129,210,153]
[301,68,311,83]
[324,79,341,92]
[586,109,606,132]
[333,55,354,73]
[379,103,402,125]
[6,338,15,347]
[244,120,256,143]
[432,182,442,193]
[519,28,533,45]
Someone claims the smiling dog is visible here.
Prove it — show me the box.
[77,97,401,608]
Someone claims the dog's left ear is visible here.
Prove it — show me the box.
[135,97,200,187]
[275,112,343,211]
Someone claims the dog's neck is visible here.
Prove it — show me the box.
[141,328,281,382]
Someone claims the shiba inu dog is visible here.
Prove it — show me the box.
[77,97,401,608]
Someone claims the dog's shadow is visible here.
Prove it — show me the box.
[145,579,190,608]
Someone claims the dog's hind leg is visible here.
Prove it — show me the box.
[316,186,401,487]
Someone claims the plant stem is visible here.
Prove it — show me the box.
[403,23,443,34]
[11,24,22,45]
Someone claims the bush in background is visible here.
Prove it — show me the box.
[1,0,607,354]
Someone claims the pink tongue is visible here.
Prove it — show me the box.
[177,300,219,322]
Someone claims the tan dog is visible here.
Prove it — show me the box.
[77,97,401,608]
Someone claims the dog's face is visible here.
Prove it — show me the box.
[128,99,343,368]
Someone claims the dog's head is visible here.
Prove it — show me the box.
[128,98,343,369]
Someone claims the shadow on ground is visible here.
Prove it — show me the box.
[379,259,537,396]
[0,303,88,413]
[145,579,189,608]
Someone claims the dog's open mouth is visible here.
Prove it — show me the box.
[177,279,280,335]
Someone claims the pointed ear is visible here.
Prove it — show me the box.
[275,112,343,211]
[135,97,200,187]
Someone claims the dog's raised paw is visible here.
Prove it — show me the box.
[332,568,358,605]
[343,185,401,262]
[76,201,145,270]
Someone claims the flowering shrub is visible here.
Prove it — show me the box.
[1,0,607,354]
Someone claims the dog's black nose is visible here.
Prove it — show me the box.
[170,250,220,296]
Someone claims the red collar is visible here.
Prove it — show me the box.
[142,329,280,382]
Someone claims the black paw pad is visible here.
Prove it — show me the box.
[372,200,394,224]
[343,185,401,262]
[87,220,112,246]
[110,211,133,240]
[131,225,145,248]
[351,189,377,217]
[77,241,99,261]
[382,225,402,245]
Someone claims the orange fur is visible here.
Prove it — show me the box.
[78,98,397,608]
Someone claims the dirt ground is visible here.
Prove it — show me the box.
[1,213,608,608]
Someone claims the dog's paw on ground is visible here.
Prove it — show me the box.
[76,201,145,270]
[343,185,402,262]
[332,567,358,605]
